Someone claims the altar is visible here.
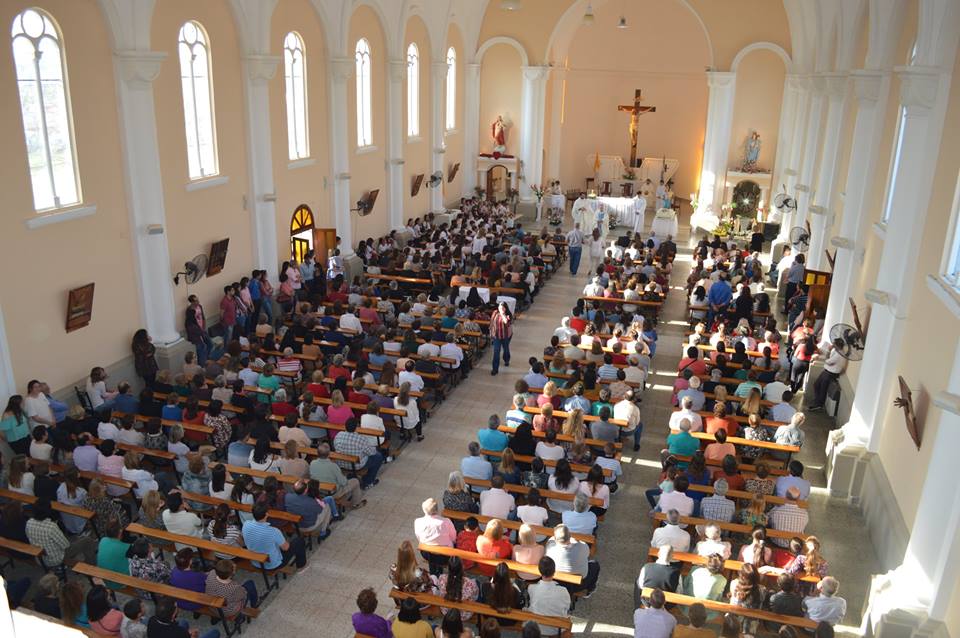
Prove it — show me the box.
[572,196,646,234]
[584,155,680,197]
[650,208,679,238]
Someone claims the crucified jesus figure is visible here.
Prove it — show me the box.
[618,89,657,168]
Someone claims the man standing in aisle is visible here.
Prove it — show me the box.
[490,302,513,376]
[566,223,584,276]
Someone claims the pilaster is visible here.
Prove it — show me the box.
[328,57,355,256]
[695,72,737,219]
[430,61,448,211]
[240,54,281,277]
[463,63,481,196]
[807,73,849,268]
[519,65,550,201]
[386,59,405,230]
[111,49,181,345]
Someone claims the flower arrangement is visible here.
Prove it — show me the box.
[529,184,545,202]
[715,219,735,238]
[622,168,637,181]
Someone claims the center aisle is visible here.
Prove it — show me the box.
[246,220,694,638]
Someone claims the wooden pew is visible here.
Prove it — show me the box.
[442,509,596,556]
[0,535,46,572]
[690,431,800,458]
[125,522,290,595]
[0,487,95,530]
[652,512,809,542]
[29,459,135,494]
[211,462,336,493]
[462,477,603,510]
[417,543,582,585]
[389,590,573,637]
[669,456,787,478]
[480,448,612,478]
[671,408,786,429]
[496,426,622,455]
[72,561,255,636]
[685,484,807,508]
[176,490,302,527]
[521,405,628,428]
[644,548,819,584]
[638,587,817,631]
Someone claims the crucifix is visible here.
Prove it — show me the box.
[618,89,657,168]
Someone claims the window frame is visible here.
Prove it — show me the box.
[177,20,220,181]
[445,47,457,131]
[11,7,82,212]
[283,31,309,161]
[355,38,373,148]
[406,42,420,138]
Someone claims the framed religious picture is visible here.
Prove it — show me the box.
[65,283,95,333]
[411,173,425,198]
[207,238,230,276]
[448,162,460,183]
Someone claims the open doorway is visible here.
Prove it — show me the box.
[290,205,314,262]
[486,165,509,202]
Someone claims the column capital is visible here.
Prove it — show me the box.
[330,57,355,83]
[114,50,167,87]
[865,288,897,307]
[388,58,406,83]
[821,72,849,99]
[830,235,855,250]
[850,69,886,104]
[243,55,280,83]
[706,71,736,89]
[432,60,450,78]
[784,73,805,91]
[466,62,481,72]
[521,65,550,82]
[809,204,829,216]
[896,65,942,110]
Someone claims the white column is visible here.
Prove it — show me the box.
[0,301,17,405]
[546,67,566,182]
[386,59,405,230]
[833,66,952,457]
[462,63,481,196]
[775,77,811,243]
[807,73,850,269]
[112,51,181,345]
[821,70,890,333]
[240,55,281,277]
[328,57,355,256]
[771,74,802,201]
[519,65,550,201]
[430,61,448,212]
[695,72,736,218]
[793,78,825,229]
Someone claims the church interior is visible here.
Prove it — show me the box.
[1,0,959,637]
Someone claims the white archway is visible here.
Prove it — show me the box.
[731,41,793,73]
[475,35,529,66]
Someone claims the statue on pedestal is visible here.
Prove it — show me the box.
[740,130,762,172]
[491,115,508,154]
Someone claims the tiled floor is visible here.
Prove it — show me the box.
[244,209,880,637]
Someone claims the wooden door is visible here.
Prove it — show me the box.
[291,237,311,263]
[803,268,832,320]
[313,228,338,262]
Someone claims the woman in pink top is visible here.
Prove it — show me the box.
[96,439,130,498]
[326,391,354,424]
[511,524,545,581]
[704,429,737,462]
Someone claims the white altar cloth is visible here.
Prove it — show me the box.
[650,208,679,238]
[545,194,566,210]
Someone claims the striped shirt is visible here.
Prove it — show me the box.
[490,311,512,340]
[241,520,285,569]
[206,520,242,558]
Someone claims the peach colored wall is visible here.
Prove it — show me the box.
[403,16,432,221]
[479,43,523,157]
[873,41,960,533]
[0,1,140,391]
[270,0,332,258]
[555,0,711,197]
[152,1,253,324]
[348,5,388,242]
[443,25,465,205]
[687,0,791,69]
[479,0,573,64]
[727,49,785,172]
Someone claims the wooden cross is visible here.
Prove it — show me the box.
[617,89,656,168]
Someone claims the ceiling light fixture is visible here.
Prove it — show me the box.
[617,15,628,28]
[583,3,595,24]
[501,0,521,11]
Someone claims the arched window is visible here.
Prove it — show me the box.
[355,38,372,147]
[178,20,218,180]
[283,31,309,160]
[406,43,420,137]
[881,42,919,224]
[290,204,314,262]
[11,8,80,211]
[445,47,457,130]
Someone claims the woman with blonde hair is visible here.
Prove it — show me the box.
[537,381,561,409]
[586,340,605,364]
[495,448,521,484]
[7,454,34,496]
[326,390,353,424]
[138,490,166,530]
[442,471,478,516]
[787,535,829,581]
[389,539,433,593]
[57,466,89,534]
[82,478,129,534]
[122,451,159,499]
[531,403,557,433]
[740,386,762,416]
[475,519,512,577]
[740,493,769,529]
[561,408,586,440]
[511,524,545,581]
[279,439,309,478]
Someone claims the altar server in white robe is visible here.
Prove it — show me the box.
[632,194,648,235]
